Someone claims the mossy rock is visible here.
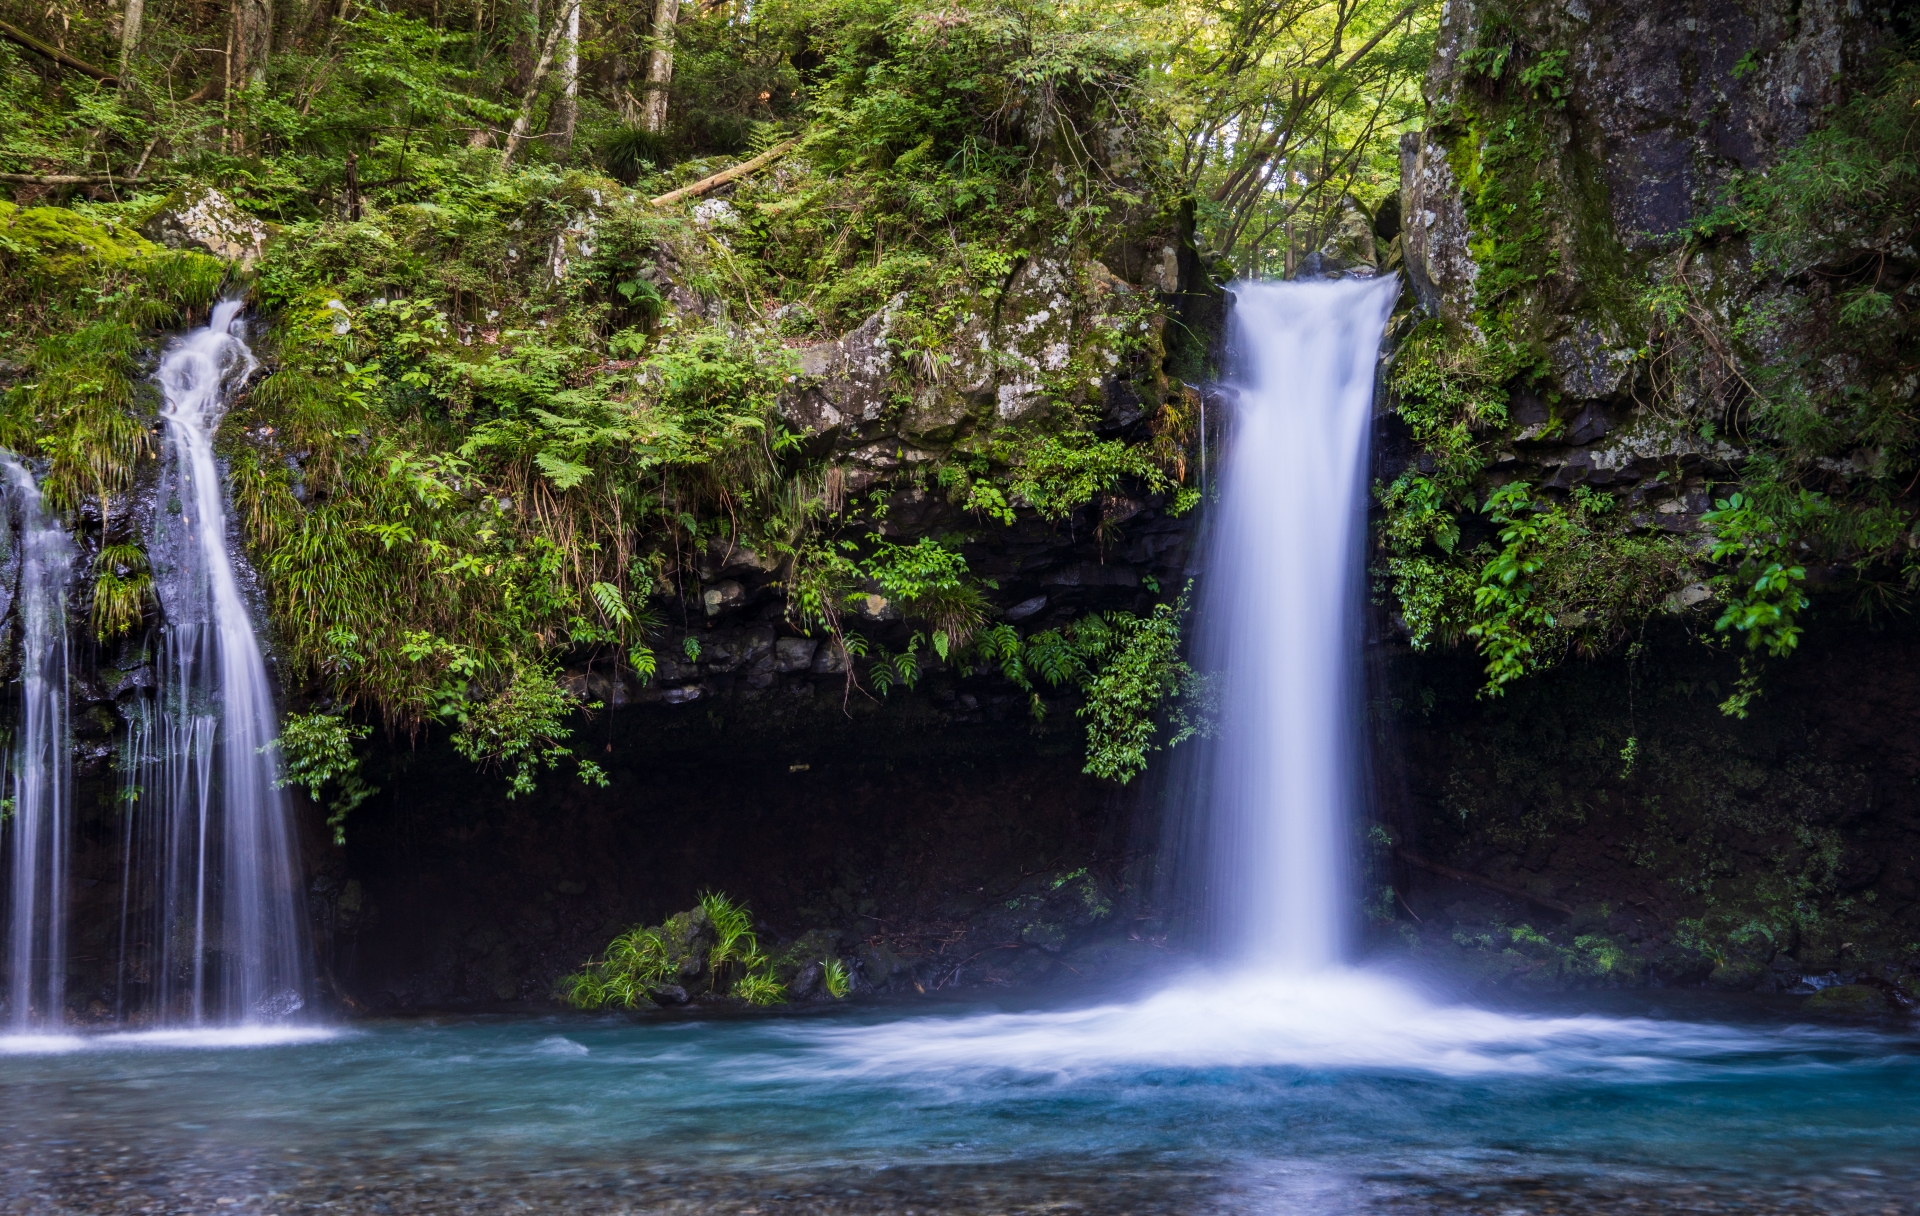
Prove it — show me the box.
[1707,960,1767,990]
[0,201,161,275]
[1803,984,1892,1017]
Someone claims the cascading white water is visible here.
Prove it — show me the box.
[118,299,311,1025]
[1189,276,1399,969]
[0,455,76,1028]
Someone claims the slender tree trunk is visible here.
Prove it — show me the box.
[234,0,272,86]
[640,0,680,134]
[502,0,580,166]
[118,0,145,82]
[555,0,579,155]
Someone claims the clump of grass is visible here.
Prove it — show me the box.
[91,542,154,640]
[823,957,851,1000]
[564,894,787,1009]
[562,926,675,1010]
[700,891,787,1005]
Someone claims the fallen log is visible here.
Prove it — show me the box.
[650,139,798,207]
[0,19,118,84]
[1394,848,1575,917]
[0,172,161,185]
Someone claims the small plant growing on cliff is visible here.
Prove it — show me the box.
[700,891,758,971]
[695,892,788,1004]
[732,971,787,1006]
[563,927,676,1010]
[449,663,609,800]
[265,710,378,845]
[90,543,154,640]
[823,957,852,999]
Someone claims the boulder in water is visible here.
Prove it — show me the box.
[1804,984,1891,1017]
[255,987,306,1019]
[142,185,269,266]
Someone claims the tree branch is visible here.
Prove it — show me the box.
[0,17,119,84]
[650,139,798,207]
[0,172,164,184]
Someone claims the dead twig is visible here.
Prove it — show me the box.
[651,140,799,207]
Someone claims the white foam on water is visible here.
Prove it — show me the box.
[785,968,1900,1084]
[0,1025,342,1054]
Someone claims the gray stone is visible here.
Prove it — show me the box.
[774,637,820,672]
[1004,595,1049,622]
[142,185,269,266]
[702,579,745,616]
[1551,321,1633,400]
[782,294,905,436]
[1399,132,1477,321]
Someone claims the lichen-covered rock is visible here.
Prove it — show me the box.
[784,294,905,438]
[142,184,268,266]
[1398,132,1478,322]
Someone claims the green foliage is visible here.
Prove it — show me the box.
[860,535,988,644]
[823,957,852,999]
[1701,493,1810,658]
[998,433,1176,522]
[89,543,153,640]
[1464,482,1692,696]
[565,893,786,1008]
[969,585,1203,782]
[266,710,378,845]
[449,663,607,799]
[562,926,675,1009]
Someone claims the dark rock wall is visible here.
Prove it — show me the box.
[1379,0,1919,995]
[318,695,1160,1010]
[1375,616,1920,991]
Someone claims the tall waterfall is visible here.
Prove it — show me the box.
[119,300,311,1025]
[1,456,76,1028]
[1189,276,1398,969]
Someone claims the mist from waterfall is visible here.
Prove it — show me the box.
[0,456,76,1029]
[1185,276,1399,969]
[116,299,311,1025]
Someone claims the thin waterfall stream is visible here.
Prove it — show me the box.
[0,454,75,1031]
[117,299,311,1026]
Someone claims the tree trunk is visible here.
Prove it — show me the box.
[555,0,579,155]
[502,0,580,167]
[640,0,680,134]
[118,0,145,81]
[234,0,272,87]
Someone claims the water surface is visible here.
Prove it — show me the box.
[2,971,1914,1214]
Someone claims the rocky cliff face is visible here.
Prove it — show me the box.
[1378,0,1918,1005]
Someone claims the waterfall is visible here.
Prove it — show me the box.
[1188,276,1398,970]
[0,456,76,1028]
[118,299,311,1025]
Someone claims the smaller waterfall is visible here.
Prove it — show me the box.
[1187,276,1399,970]
[117,300,311,1025]
[1,455,76,1028]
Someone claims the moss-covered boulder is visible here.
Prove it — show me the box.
[1804,984,1892,1018]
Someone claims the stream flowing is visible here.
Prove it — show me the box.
[118,299,311,1026]
[0,284,1915,1213]
[0,453,75,1032]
